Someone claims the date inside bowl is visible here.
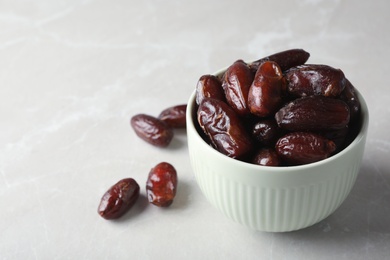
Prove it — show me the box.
[193,49,363,167]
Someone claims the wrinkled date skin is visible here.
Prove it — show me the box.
[158,104,187,128]
[252,148,281,166]
[275,132,336,165]
[146,162,178,207]
[275,96,350,131]
[222,60,254,116]
[98,178,140,220]
[197,98,253,159]
[285,64,346,97]
[196,74,225,106]
[248,61,285,117]
[131,114,174,147]
[250,49,310,72]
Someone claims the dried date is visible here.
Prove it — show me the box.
[340,79,361,123]
[252,148,281,166]
[197,98,253,159]
[250,49,310,72]
[275,132,336,165]
[275,96,350,131]
[158,104,187,128]
[146,162,178,207]
[98,178,140,220]
[196,74,225,106]
[285,64,346,97]
[131,114,174,147]
[248,61,285,117]
[252,119,282,146]
[222,60,254,116]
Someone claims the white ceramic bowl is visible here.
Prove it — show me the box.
[186,68,369,232]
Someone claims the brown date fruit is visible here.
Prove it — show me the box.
[98,178,140,220]
[275,96,350,131]
[339,79,361,123]
[275,132,336,165]
[252,148,281,166]
[221,60,254,116]
[197,98,253,159]
[131,114,174,147]
[158,104,187,128]
[316,125,349,151]
[250,49,310,72]
[196,74,225,106]
[248,61,285,117]
[285,64,346,97]
[252,119,282,146]
[146,162,178,207]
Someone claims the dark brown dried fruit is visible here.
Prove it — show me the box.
[197,98,253,159]
[222,60,254,116]
[131,114,174,147]
[275,132,336,165]
[146,162,178,207]
[339,79,361,123]
[252,148,281,166]
[158,104,187,128]
[248,61,285,117]
[98,178,140,220]
[275,96,350,131]
[252,119,282,146]
[250,49,310,72]
[196,75,225,106]
[285,64,346,97]
[316,126,349,151]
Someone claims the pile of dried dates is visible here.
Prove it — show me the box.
[98,105,186,220]
[195,49,361,166]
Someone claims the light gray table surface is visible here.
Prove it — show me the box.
[1,0,389,259]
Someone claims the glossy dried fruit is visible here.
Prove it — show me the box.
[146,162,178,207]
[252,148,281,166]
[222,60,254,116]
[158,104,187,128]
[285,64,346,97]
[248,61,285,117]
[131,114,174,147]
[98,178,140,220]
[275,132,336,165]
[196,74,225,106]
[340,79,361,123]
[275,96,350,131]
[197,98,253,159]
[250,49,310,72]
[252,119,282,146]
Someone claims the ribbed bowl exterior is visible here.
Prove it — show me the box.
[187,89,369,232]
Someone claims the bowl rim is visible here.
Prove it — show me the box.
[187,69,369,173]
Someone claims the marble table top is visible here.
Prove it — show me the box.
[1,0,389,259]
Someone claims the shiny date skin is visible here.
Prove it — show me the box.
[252,119,282,146]
[196,74,225,106]
[197,98,253,159]
[285,64,346,97]
[252,148,281,166]
[222,60,254,116]
[146,162,178,207]
[98,178,140,220]
[158,104,187,128]
[340,79,361,123]
[131,114,174,147]
[275,96,350,131]
[248,61,285,117]
[250,49,310,72]
[275,132,336,165]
